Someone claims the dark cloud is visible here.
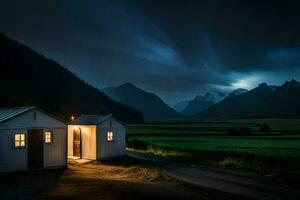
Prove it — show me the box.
[1,0,300,105]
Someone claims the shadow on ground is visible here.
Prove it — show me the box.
[0,169,64,200]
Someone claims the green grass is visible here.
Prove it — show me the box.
[128,135,300,158]
[126,120,300,176]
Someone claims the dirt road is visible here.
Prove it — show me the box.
[128,152,300,200]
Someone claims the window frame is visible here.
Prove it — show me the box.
[44,131,53,144]
[106,131,114,142]
[14,133,26,148]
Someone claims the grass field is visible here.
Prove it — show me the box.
[127,119,300,135]
[128,135,300,159]
[126,119,300,175]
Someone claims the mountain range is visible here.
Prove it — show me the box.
[102,83,182,120]
[225,88,248,99]
[180,93,225,116]
[174,100,190,112]
[2,33,300,121]
[0,33,143,123]
[197,80,300,119]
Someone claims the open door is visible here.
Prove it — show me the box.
[73,128,81,157]
[28,129,44,170]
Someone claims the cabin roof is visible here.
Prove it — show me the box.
[0,106,35,124]
[70,114,119,125]
[0,106,67,124]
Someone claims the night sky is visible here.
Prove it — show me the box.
[1,0,300,105]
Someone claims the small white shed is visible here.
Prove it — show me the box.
[68,114,126,160]
[0,107,67,173]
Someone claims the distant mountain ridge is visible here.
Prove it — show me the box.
[174,100,190,112]
[178,92,225,116]
[0,33,143,123]
[102,83,182,120]
[197,79,300,118]
[225,88,248,99]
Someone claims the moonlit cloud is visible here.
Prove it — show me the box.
[230,74,264,90]
[232,79,254,90]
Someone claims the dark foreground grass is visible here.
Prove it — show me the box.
[127,137,300,179]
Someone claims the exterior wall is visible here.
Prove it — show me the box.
[0,129,28,172]
[44,128,67,168]
[0,109,66,172]
[96,119,126,159]
[67,125,96,160]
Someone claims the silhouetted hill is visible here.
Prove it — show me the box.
[197,80,300,119]
[182,93,224,116]
[0,33,143,123]
[102,83,182,120]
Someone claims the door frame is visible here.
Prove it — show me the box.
[27,128,44,170]
[73,128,82,158]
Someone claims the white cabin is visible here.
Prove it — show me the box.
[68,114,126,160]
[0,107,67,172]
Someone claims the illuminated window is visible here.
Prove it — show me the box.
[15,133,25,148]
[107,131,113,141]
[45,131,52,144]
